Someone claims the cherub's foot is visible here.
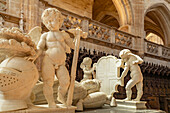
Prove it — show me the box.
[132,98,140,101]
[57,94,66,105]
[48,102,58,108]
[123,98,131,101]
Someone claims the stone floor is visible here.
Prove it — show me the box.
[76,105,166,113]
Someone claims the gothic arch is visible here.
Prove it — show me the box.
[112,0,134,26]
[144,3,170,46]
[92,0,134,31]
[92,0,120,28]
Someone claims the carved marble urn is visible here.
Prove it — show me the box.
[0,27,39,112]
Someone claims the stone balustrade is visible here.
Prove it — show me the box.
[0,11,21,26]
[59,10,170,60]
[162,46,170,59]
[145,39,170,59]
[61,13,83,31]
[59,12,138,51]
[114,29,135,48]
[88,20,111,43]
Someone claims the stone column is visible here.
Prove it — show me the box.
[82,17,89,32]
[138,33,145,55]
[110,28,116,44]
[131,0,145,37]
[23,0,40,33]
[130,0,145,55]
[158,45,162,56]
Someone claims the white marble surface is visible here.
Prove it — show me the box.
[116,99,146,109]
[95,55,123,95]
[76,105,165,113]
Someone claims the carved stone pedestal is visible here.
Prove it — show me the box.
[76,105,165,113]
[116,99,147,109]
[5,104,76,113]
[0,100,27,112]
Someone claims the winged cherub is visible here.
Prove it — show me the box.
[33,8,75,108]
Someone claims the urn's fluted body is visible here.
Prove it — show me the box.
[0,57,39,112]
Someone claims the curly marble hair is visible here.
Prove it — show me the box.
[80,57,92,69]
[41,8,65,27]
[119,49,132,58]
[119,49,143,64]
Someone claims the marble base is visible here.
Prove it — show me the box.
[4,104,76,113]
[116,99,147,109]
[0,100,27,112]
[76,105,165,113]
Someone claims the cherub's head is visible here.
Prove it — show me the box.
[119,49,131,59]
[41,8,65,31]
[80,57,92,69]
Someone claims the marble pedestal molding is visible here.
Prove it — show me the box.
[116,99,147,109]
[4,104,76,113]
[76,105,166,113]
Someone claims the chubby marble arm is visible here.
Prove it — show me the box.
[26,33,46,62]
[120,62,129,79]
[91,66,96,79]
[36,33,47,56]
[132,54,143,64]
[63,32,75,49]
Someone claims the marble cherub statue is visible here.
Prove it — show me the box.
[80,57,96,81]
[119,49,144,101]
[31,8,76,108]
